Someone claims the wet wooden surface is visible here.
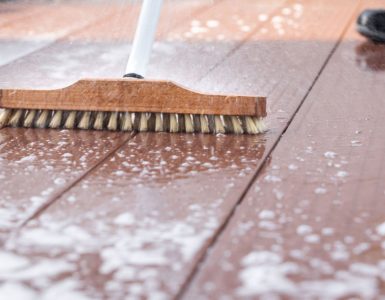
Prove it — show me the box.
[1,0,385,299]
[183,1,385,299]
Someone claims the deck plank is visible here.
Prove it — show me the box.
[0,0,359,299]
[183,1,385,299]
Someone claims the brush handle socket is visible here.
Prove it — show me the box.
[125,0,163,77]
[123,73,144,79]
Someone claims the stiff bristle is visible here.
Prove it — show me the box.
[244,116,258,134]
[64,111,77,129]
[138,112,148,131]
[184,114,194,133]
[231,116,244,134]
[120,112,132,131]
[78,111,91,129]
[35,110,50,128]
[9,109,24,127]
[24,110,37,127]
[49,110,63,128]
[107,112,118,131]
[0,106,266,134]
[169,113,178,133]
[255,117,266,133]
[155,113,163,132]
[0,109,12,128]
[93,112,105,130]
[200,115,209,133]
[214,115,225,134]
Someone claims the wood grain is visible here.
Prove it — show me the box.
[0,79,266,116]
[183,1,385,299]
[0,0,360,299]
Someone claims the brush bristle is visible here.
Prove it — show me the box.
[93,112,104,130]
[169,113,178,133]
[24,110,37,127]
[231,116,244,134]
[155,113,163,132]
[107,112,118,131]
[0,107,266,134]
[200,115,210,133]
[35,110,50,128]
[184,114,194,133]
[49,110,63,128]
[214,115,225,134]
[0,109,12,128]
[120,112,132,131]
[78,111,91,129]
[139,112,148,131]
[9,109,24,127]
[64,111,77,129]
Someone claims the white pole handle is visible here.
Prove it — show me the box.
[125,0,163,77]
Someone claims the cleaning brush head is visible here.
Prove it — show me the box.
[0,79,267,134]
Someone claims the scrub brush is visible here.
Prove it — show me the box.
[0,0,266,134]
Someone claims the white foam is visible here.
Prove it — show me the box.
[237,252,379,298]
[206,20,219,28]
[324,151,337,159]
[336,171,349,178]
[299,271,377,299]
[237,251,298,296]
[296,224,312,236]
[16,154,37,163]
[0,259,75,280]
[41,279,92,300]
[113,212,135,226]
[258,14,268,22]
[19,228,73,248]
[0,251,30,273]
[258,210,275,220]
[314,187,327,194]
[0,282,37,300]
[54,178,66,185]
[376,222,385,236]
[264,174,281,183]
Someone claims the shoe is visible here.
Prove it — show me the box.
[357,9,385,43]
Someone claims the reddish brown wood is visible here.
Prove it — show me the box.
[183,1,385,299]
[0,79,266,116]
[0,0,360,299]
[0,128,131,242]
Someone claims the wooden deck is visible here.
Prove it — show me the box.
[1,0,385,299]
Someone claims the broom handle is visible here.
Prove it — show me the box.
[125,0,163,77]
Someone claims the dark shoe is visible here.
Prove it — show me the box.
[357,9,385,43]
